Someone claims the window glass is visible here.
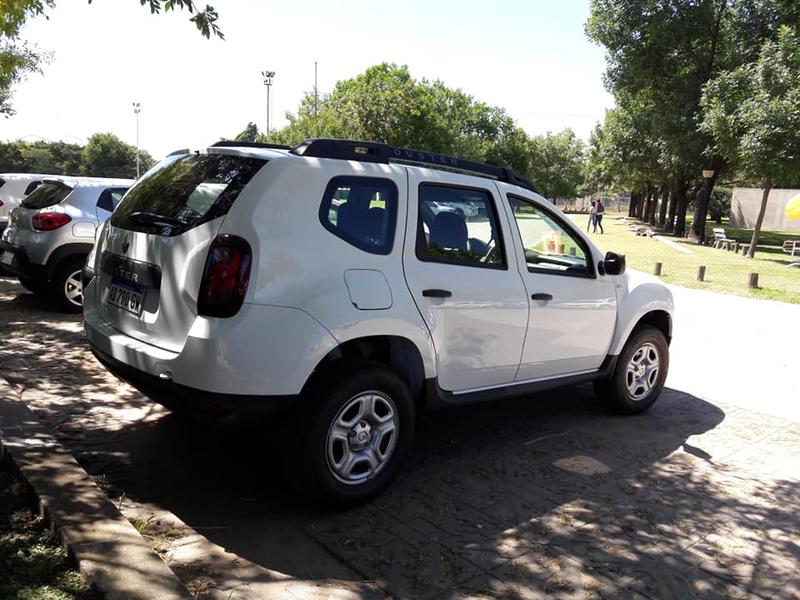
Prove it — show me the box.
[417,184,505,268]
[24,181,42,196]
[111,154,266,236]
[508,195,591,275]
[21,182,73,209]
[96,187,129,212]
[319,176,398,254]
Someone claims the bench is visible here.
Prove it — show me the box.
[783,240,800,257]
[712,228,738,251]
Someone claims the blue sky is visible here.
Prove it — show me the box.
[3,0,614,158]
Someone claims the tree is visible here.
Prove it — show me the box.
[701,25,800,257]
[0,139,82,173]
[586,0,799,239]
[266,63,563,191]
[528,130,586,201]
[234,122,261,143]
[81,132,154,178]
[0,0,221,116]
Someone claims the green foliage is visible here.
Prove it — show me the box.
[0,139,82,173]
[234,122,260,143]
[585,0,800,232]
[263,63,585,199]
[701,25,800,186]
[81,132,154,178]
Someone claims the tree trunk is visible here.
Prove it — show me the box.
[628,192,638,217]
[674,187,690,238]
[641,184,652,221]
[665,179,683,231]
[656,184,669,227]
[747,183,772,258]
[689,155,723,243]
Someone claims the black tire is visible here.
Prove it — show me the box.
[52,258,86,313]
[594,325,669,414]
[18,276,50,295]
[281,362,416,506]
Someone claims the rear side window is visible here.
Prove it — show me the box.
[319,176,398,254]
[96,187,129,212]
[24,181,42,195]
[21,182,73,209]
[111,154,267,236]
[416,184,506,269]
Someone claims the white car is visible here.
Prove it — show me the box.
[83,139,673,505]
[0,173,50,232]
[1,176,132,310]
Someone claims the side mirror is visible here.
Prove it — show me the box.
[603,251,626,276]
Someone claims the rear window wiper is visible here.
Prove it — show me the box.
[129,211,188,228]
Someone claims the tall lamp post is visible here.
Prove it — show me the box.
[132,102,141,179]
[261,70,275,136]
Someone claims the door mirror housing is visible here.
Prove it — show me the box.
[602,251,626,276]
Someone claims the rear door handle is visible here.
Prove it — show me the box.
[422,289,452,298]
[531,293,553,301]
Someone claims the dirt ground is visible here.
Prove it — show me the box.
[1,275,798,599]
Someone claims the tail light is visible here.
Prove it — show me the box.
[32,212,71,231]
[197,234,252,318]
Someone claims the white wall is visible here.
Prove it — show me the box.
[730,187,800,231]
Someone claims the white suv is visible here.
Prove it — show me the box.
[83,139,673,505]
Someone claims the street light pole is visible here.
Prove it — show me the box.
[132,102,141,179]
[261,70,275,136]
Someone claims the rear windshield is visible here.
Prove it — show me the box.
[21,182,73,209]
[111,153,267,236]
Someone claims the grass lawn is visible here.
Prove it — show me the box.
[568,213,800,304]
[1,468,96,600]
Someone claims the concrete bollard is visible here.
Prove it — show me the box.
[742,246,750,257]
[748,273,759,289]
[654,262,662,276]
[697,265,706,281]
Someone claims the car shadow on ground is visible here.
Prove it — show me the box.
[2,277,798,599]
[70,382,792,599]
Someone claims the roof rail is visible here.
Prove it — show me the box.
[211,140,292,150]
[289,138,538,193]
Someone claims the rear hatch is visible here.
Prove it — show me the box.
[95,152,267,353]
[2,180,74,248]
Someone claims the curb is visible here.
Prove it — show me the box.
[0,381,192,600]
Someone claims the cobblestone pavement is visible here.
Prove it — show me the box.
[1,276,798,599]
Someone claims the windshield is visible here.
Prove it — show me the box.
[111,153,267,236]
[21,182,73,209]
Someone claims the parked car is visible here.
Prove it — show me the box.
[83,139,673,505]
[0,176,132,311]
[0,173,50,235]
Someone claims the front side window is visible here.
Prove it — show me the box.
[96,188,129,212]
[508,195,592,276]
[21,181,73,209]
[416,184,505,268]
[111,154,267,236]
[319,176,398,254]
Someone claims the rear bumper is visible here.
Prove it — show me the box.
[90,344,297,424]
[0,240,47,280]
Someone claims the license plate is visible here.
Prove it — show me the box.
[107,279,145,316]
[0,250,13,266]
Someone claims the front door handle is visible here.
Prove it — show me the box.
[422,289,452,298]
[531,293,553,302]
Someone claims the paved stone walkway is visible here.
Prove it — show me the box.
[1,276,798,599]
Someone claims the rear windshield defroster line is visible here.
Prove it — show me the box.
[111,154,268,236]
[21,181,73,209]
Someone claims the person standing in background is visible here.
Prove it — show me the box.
[594,199,605,234]
[587,200,597,232]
